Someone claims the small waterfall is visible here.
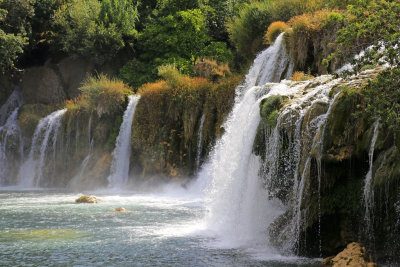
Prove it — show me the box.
[107,95,140,188]
[196,114,205,170]
[362,120,380,242]
[0,108,24,185]
[68,115,94,189]
[0,90,24,126]
[18,109,66,188]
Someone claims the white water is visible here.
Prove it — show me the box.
[0,90,24,126]
[108,95,141,188]
[196,114,205,170]
[0,108,23,185]
[197,34,294,250]
[18,109,67,188]
[362,120,380,239]
[68,115,94,189]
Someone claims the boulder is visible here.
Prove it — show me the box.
[21,67,66,104]
[75,195,100,203]
[322,242,377,267]
[112,207,128,212]
[57,57,94,98]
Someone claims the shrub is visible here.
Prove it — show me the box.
[157,64,184,88]
[227,1,274,59]
[77,74,132,116]
[264,21,289,44]
[290,71,314,81]
[51,0,138,64]
[193,58,231,81]
[199,42,234,66]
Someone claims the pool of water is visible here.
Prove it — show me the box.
[0,190,320,266]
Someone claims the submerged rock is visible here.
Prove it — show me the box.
[112,207,128,212]
[322,242,377,267]
[75,195,100,203]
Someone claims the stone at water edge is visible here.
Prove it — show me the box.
[75,196,100,203]
[322,242,377,267]
[112,207,129,212]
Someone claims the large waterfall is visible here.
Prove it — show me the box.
[18,109,67,188]
[199,33,294,248]
[107,95,141,188]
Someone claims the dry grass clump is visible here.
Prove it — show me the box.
[264,21,290,44]
[290,71,315,81]
[193,58,231,81]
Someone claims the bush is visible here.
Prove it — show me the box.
[193,58,231,81]
[264,21,289,44]
[76,74,133,116]
[227,1,274,59]
[290,71,314,81]
[51,0,138,64]
[362,68,400,131]
[199,42,234,66]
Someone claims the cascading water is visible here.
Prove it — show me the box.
[0,89,24,126]
[199,33,294,248]
[18,109,66,188]
[107,95,141,188]
[196,114,205,170]
[68,115,94,189]
[362,120,380,242]
[0,108,24,185]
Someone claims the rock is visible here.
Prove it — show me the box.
[322,242,377,267]
[57,57,94,98]
[21,67,66,104]
[112,207,128,212]
[75,195,100,203]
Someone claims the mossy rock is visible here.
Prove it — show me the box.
[18,104,58,138]
[75,195,100,203]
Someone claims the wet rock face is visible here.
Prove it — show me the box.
[21,67,66,105]
[322,242,377,267]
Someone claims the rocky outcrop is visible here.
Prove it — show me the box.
[21,67,66,105]
[322,242,377,267]
[75,195,100,203]
[57,57,94,99]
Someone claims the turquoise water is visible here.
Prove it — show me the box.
[0,190,319,266]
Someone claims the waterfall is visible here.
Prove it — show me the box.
[68,115,94,189]
[200,33,294,248]
[362,120,380,241]
[107,95,140,188]
[236,33,293,99]
[0,108,24,185]
[0,89,24,126]
[18,109,66,188]
[196,114,205,170]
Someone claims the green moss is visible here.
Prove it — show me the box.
[267,109,279,127]
[321,178,362,216]
[107,115,123,146]
[18,104,58,138]
[260,95,283,120]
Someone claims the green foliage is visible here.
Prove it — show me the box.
[51,0,138,64]
[199,42,233,66]
[333,0,400,72]
[362,68,400,132]
[157,64,183,88]
[0,29,27,72]
[260,95,284,127]
[227,1,274,59]
[76,74,132,115]
[121,9,210,87]
[99,0,138,37]
[0,0,34,36]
